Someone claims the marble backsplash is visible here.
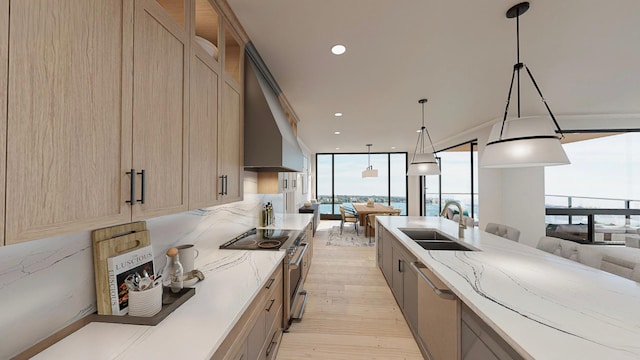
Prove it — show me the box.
[0,172,287,359]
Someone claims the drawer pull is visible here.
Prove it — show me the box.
[266,298,276,312]
[411,262,456,300]
[265,278,275,289]
[266,331,278,357]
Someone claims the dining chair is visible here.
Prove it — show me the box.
[339,205,359,235]
[366,212,394,242]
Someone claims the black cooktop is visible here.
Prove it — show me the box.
[219,228,295,250]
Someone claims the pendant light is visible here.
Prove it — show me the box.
[407,99,440,176]
[362,144,378,178]
[481,2,570,168]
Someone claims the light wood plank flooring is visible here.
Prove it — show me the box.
[277,221,424,360]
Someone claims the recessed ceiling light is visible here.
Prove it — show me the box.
[391,146,396,149]
[336,147,340,150]
[331,44,346,55]
[416,129,421,133]
[334,131,341,135]
[334,112,343,117]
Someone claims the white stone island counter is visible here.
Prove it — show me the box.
[32,248,285,359]
[377,216,640,360]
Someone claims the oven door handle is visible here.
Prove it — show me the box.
[288,242,309,270]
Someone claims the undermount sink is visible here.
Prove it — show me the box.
[398,228,476,251]
[399,228,456,241]
[414,240,475,251]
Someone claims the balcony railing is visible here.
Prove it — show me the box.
[545,195,640,244]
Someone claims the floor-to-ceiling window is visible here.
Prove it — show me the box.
[422,141,478,222]
[316,152,408,219]
[545,132,640,243]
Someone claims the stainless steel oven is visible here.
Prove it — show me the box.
[283,231,308,330]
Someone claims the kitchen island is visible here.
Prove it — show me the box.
[377,216,640,360]
[27,214,313,360]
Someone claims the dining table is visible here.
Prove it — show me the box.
[351,203,395,237]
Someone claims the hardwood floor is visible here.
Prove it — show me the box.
[277,221,424,360]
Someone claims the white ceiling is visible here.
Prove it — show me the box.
[227,0,640,154]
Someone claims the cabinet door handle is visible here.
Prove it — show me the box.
[265,331,278,357]
[137,169,146,204]
[265,278,275,289]
[411,262,456,300]
[224,175,229,195]
[284,178,288,189]
[398,259,403,273]
[126,169,136,205]
[219,175,225,195]
[266,298,276,312]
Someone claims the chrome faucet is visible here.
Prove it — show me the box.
[440,200,466,238]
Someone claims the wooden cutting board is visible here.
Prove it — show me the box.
[92,221,150,315]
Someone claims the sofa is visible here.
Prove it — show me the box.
[536,236,640,282]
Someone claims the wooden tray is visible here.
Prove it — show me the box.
[91,287,195,326]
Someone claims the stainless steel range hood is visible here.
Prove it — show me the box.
[244,44,303,172]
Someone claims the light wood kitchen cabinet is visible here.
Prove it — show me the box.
[189,42,220,209]
[4,0,134,244]
[190,6,246,209]
[256,172,298,194]
[218,80,243,203]
[132,0,189,220]
[211,263,283,360]
[1,0,246,245]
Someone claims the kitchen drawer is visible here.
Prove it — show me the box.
[262,306,283,360]
[265,264,283,295]
[211,262,283,360]
[265,270,283,333]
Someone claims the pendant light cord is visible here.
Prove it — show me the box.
[422,102,437,155]
[498,3,564,140]
[412,99,437,162]
[516,9,521,118]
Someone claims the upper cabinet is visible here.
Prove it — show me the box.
[1,0,246,245]
[217,20,244,204]
[189,2,244,208]
[189,0,220,209]
[4,0,134,244]
[132,0,190,220]
[219,79,243,203]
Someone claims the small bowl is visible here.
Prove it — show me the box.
[183,269,204,287]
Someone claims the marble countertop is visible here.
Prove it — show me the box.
[259,213,313,231]
[32,247,286,359]
[377,216,640,360]
[31,215,314,359]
